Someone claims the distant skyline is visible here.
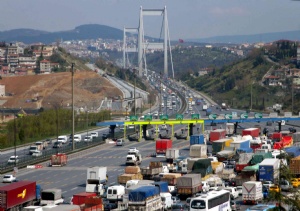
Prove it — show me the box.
[1,0,300,40]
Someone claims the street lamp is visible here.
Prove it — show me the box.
[71,63,75,150]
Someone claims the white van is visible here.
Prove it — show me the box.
[57,135,68,144]
[73,134,82,142]
[224,187,239,199]
[160,192,173,210]
[107,185,125,201]
[90,132,98,139]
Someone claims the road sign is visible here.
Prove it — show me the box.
[231,112,237,118]
[130,115,138,121]
[176,114,183,120]
[284,112,292,117]
[208,114,217,120]
[254,113,263,118]
[160,115,169,121]
[240,113,248,119]
[269,112,278,117]
[144,115,152,121]
[225,114,232,119]
[191,114,200,119]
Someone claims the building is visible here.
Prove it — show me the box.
[40,59,51,73]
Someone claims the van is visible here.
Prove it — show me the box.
[90,132,98,139]
[201,181,210,193]
[116,139,125,146]
[107,185,125,201]
[57,135,68,144]
[160,192,172,210]
[224,187,238,199]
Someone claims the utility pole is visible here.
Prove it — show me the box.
[134,69,136,116]
[71,63,75,150]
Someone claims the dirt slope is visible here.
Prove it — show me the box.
[0,71,122,109]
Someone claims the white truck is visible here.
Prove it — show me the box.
[40,189,64,206]
[86,166,107,195]
[242,181,263,205]
[202,104,208,111]
[166,148,179,162]
[126,149,142,166]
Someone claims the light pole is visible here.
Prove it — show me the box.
[250,81,253,111]
[71,63,75,150]
[13,109,17,167]
[133,69,136,116]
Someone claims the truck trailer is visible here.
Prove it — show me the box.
[156,139,172,157]
[242,181,263,205]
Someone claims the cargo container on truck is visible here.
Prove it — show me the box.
[202,104,208,111]
[242,181,263,205]
[189,144,207,158]
[86,166,107,195]
[216,147,235,161]
[128,186,162,211]
[161,173,182,185]
[242,128,260,137]
[289,155,300,176]
[156,139,172,157]
[165,148,179,162]
[190,159,213,179]
[250,152,272,165]
[212,138,233,154]
[176,174,202,196]
[236,153,254,172]
[209,129,226,142]
[189,134,206,145]
[285,146,300,158]
[259,158,280,182]
[40,189,64,206]
[0,181,41,211]
[70,192,97,205]
[141,162,164,179]
[49,153,67,167]
[230,139,250,149]
[118,173,143,185]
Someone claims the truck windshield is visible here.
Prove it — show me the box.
[30,146,37,150]
[41,192,55,200]
[191,200,206,209]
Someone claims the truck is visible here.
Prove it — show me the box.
[202,104,208,111]
[156,139,172,157]
[40,189,64,206]
[236,153,254,172]
[165,148,179,163]
[49,153,67,167]
[160,173,182,185]
[206,108,212,116]
[191,101,195,106]
[118,173,143,185]
[190,158,213,179]
[29,145,42,155]
[189,134,206,145]
[170,156,188,174]
[126,149,142,166]
[221,103,227,109]
[127,186,162,211]
[289,155,300,176]
[259,158,280,182]
[209,129,226,143]
[226,123,235,136]
[196,99,201,105]
[189,144,207,158]
[0,181,41,211]
[176,174,202,196]
[212,138,233,155]
[35,141,48,150]
[70,192,97,205]
[86,166,107,195]
[230,138,250,150]
[216,146,235,161]
[250,152,272,165]
[242,181,263,205]
[141,162,164,180]
[242,128,260,137]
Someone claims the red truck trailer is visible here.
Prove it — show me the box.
[209,129,226,142]
[0,181,37,211]
[156,139,172,157]
[71,192,97,205]
[242,128,260,137]
[50,153,68,166]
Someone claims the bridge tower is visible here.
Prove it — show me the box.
[123,27,138,69]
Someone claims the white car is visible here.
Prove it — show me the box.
[8,156,19,164]
[84,136,92,142]
[224,187,239,199]
[128,147,139,153]
[160,124,167,130]
[236,186,243,195]
[90,132,98,138]
[3,175,16,183]
[32,150,43,157]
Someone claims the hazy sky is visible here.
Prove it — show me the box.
[1,0,300,39]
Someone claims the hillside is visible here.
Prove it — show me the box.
[0,71,122,110]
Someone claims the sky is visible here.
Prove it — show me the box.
[1,0,300,40]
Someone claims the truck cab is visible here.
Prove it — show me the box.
[126,152,142,166]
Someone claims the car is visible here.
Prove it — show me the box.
[32,150,43,157]
[171,203,187,211]
[84,136,92,142]
[289,127,297,133]
[190,111,195,114]
[2,175,16,183]
[90,132,98,138]
[245,204,276,211]
[128,147,139,153]
[236,186,243,195]
[262,180,274,189]
[171,196,181,204]
[269,184,280,193]
[291,178,300,188]
[231,200,240,211]
[116,139,125,146]
[224,187,239,199]
[53,142,62,148]
[7,156,19,164]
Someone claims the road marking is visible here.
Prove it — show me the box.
[71,187,78,190]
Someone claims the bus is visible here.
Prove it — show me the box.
[190,189,231,211]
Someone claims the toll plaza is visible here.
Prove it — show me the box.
[96,111,300,141]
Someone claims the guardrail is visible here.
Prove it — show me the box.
[0,130,134,174]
